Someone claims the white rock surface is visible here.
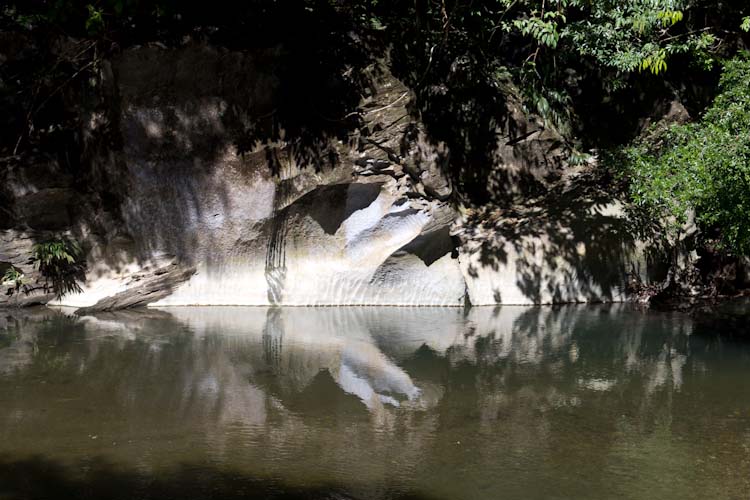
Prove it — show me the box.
[457,190,667,306]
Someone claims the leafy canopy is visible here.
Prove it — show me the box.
[503,0,716,77]
[623,55,750,254]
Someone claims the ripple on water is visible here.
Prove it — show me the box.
[0,303,749,499]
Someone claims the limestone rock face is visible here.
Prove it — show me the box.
[151,178,464,306]
[455,177,669,305]
[487,83,570,204]
[0,40,682,309]
[0,158,75,230]
[74,260,196,314]
[54,43,465,307]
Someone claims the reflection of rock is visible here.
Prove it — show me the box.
[1,304,745,500]
[166,307,425,411]
[0,308,63,374]
[1,304,704,421]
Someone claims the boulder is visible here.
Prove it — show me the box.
[74,260,196,314]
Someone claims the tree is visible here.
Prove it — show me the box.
[623,55,750,254]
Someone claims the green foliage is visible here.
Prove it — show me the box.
[2,266,26,293]
[499,0,717,79]
[522,80,575,137]
[2,5,45,30]
[568,150,594,167]
[84,4,104,35]
[623,55,750,254]
[361,0,743,148]
[2,0,748,202]
[31,237,85,298]
[2,0,144,34]
[2,267,23,284]
[513,12,565,49]
[2,266,28,306]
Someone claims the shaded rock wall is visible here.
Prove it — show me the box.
[456,183,669,305]
[1,40,673,309]
[110,44,464,306]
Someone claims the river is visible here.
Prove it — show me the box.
[0,303,748,499]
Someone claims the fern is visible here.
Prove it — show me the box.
[31,237,85,298]
[2,267,26,289]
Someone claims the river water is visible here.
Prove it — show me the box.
[0,303,748,499]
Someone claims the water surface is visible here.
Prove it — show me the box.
[0,304,749,499]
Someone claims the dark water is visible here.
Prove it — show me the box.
[0,304,749,500]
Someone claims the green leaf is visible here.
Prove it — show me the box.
[84,4,104,34]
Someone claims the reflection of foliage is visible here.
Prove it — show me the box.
[621,55,750,254]
[31,237,85,298]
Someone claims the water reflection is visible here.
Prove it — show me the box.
[0,304,748,499]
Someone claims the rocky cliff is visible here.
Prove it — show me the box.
[1,39,672,309]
